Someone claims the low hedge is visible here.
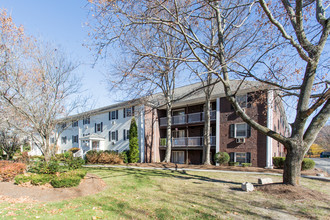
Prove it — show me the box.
[273,157,315,170]
[14,169,87,188]
[0,161,26,182]
[228,162,239,166]
[50,175,82,188]
[85,150,124,164]
[241,163,252,167]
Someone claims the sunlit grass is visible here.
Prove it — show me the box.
[0,167,328,219]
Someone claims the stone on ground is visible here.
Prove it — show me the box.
[258,178,273,184]
[241,182,254,192]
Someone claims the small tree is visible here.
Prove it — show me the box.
[214,152,230,166]
[0,130,21,160]
[128,117,139,163]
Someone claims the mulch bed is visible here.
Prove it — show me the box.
[0,173,106,203]
[124,162,328,177]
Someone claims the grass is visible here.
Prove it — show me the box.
[0,167,329,219]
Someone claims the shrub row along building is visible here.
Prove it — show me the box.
[29,80,289,167]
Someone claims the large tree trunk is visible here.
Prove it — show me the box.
[283,143,305,185]
[163,100,172,162]
[203,96,211,165]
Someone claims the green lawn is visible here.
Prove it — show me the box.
[0,167,329,219]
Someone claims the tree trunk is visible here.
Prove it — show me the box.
[283,143,305,185]
[163,100,172,162]
[203,97,211,165]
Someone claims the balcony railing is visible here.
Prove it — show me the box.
[159,110,216,126]
[160,136,216,147]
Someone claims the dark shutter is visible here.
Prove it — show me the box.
[247,152,251,163]
[95,123,97,133]
[116,130,118,141]
[229,124,235,138]
[123,108,126,118]
[247,124,251,138]
[247,94,252,108]
[229,152,234,162]
[116,110,118,119]
[127,130,130,140]
[132,106,135,115]
[72,135,74,143]
[123,129,126,140]
[109,131,111,141]
[109,112,111,120]
[101,122,103,132]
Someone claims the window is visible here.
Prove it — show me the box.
[61,136,67,144]
[61,123,67,129]
[111,130,118,141]
[83,133,90,137]
[72,135,79,143]
[110,110,118,120]
[229,152,251,164]
[95,122,103,133]
[72,121,78,127]
[83,117,90,125]
[236,94,247,108]
[230,123,251,138]
[123,107,135,118]
[50,138,55,144]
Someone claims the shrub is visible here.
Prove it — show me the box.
[85,150,100,164]
[14,174,31,185]
[214,152,230,165]
[241,163,252,167]
[68,147,80,153]
[128,117,139,163]
[28,160,60,174]
[301,158,315,171]
[272,157,285,169]
[120,150,129,164]
[0,161,26,181]
[30,155,45,161]
[65,157,85,170]
[70,169,87,179]
[228,162,239,166]
[50,175,82,188]
[30,174,54,185]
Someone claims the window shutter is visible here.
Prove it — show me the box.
[116,130,118,141]
[247,124,251,138]
[132,106,135,115]
[127,130,130,140]
[123,108,126,118]
[101,122,103,132]
[123,129,126,140]
[247,94,252,108]
[109,112,111,120]
[229,152,234,162]
[247,152,251,163]
[94,123,96,133]
[116,110,118,119]
[109,131,111,141]
[229,124,235,138]
[72,135,74,143]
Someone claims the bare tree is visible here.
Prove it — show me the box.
[0,11,84,161]
[87,0,329,185]
[87,3,188,162]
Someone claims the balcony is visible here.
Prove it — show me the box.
[159,110,216,126]
[160,136,216,147]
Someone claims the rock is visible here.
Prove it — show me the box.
[258,178,273,184]
[316,173,324,177]
[241,182,254,192]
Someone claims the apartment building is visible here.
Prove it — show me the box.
[30,80,288,168]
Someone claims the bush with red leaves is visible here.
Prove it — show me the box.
[0,161,26,182]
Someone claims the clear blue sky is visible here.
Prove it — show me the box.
[0,0,114,109]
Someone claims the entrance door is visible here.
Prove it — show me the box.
[172,151,185,164]
[172,129,185,138]
[92,141,99,150]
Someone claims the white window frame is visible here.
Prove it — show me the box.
[234,152,248,163]
[235,123,248,138]
[96,123,102,132]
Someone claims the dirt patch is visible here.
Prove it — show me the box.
[255,183,329,201]
[0,173,106,203]
[124,162,328,177]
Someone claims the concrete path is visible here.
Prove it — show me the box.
[312,158,330,174]
[83,164,330,181]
